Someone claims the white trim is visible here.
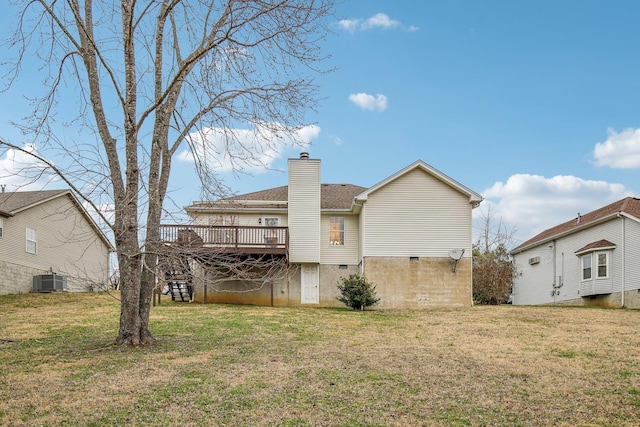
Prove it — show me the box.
[354,160,482,205]
[596,251,609,279]
[581,253,592,281]
[329,216,345,246]
[26,226,37,254]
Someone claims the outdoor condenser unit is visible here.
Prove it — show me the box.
[32,274,68,292]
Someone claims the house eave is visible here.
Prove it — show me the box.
[354,160,483,206]
[575,245,617,256]
[510,213,622,255]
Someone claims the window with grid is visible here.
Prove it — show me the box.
[26,227,37,254]
[596,252,608,278]
[581,254,592,280]
[329,217,344,246]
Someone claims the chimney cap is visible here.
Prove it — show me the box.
[299,152,309,159]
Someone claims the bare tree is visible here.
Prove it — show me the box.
[473,206,518,305]
[2,0,334,345]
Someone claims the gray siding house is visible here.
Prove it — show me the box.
[0,190,113,294]
[510,197,640,308]
[161,154,482,309]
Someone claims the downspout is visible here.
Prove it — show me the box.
[552,240,557,303]
[620,214,625,307]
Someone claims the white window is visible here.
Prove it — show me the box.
[263,217,279,227]
[581,254,592,280]
[596,252,609,278]
[581,251,609,281]
[208,215,237,226]
[26,227,37,254]
[0,217,3,238]
[329,217,344,245]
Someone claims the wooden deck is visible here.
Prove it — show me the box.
[159,224,289,256]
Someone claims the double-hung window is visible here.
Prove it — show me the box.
[329,217,344,246]
[596,252,609,278]
[581,251,609,280]
[581,254,592,280]
[26,227,37,254]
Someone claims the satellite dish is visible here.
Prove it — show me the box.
[448,249,465,273]
[448,249,465,260]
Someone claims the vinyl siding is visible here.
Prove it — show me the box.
[512,248,556,305]
[192,212,288,227]
[362,168,472,258]
[623,217,640,292]
[0,195,110,290]
[513,219,624,305]
[320,214,359,265]
[288,159,321,263]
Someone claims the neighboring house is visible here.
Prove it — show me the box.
[0,189,113,295]
[510,197,640,308]
[161,153,482,309]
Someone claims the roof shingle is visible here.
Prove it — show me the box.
[0,190,70,215]
[216,183,367,210]
[512,197,640,252]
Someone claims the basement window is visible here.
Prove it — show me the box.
[410,257,419,262]
[339,265,348,269]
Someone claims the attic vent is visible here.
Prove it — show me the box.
[529,256,540,265]
[32,274,67,292]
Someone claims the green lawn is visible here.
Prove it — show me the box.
[0,292,639,426]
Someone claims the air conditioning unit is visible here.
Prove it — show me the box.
[528,256,540,265]
[32,274,68,292]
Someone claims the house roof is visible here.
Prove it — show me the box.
[511,197,640,253]
[186,160,481,213]
[354,160,483,206]
[575,239,617,255]
[191,183,368,211]
[0,189,70,216]
[0,189,114,251]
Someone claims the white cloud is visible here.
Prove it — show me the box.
[177,123,320,173]
[593,127,640,169]
[348,92,388,112]
[362,13,400,30]
[338,13,415,32]
[338,18,359,32]
[479,174,633,245]
[0,143,56,191]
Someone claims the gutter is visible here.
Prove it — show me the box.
[510,213,623,255]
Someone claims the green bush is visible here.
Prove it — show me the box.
[336,274,380,310]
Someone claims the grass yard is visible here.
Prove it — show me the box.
[0,292,639,426]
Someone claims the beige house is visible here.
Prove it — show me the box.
[0,190,113,295]
[511,197,640,308]
[161,154,482,309]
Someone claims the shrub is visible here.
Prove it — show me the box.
[336,274,380,310]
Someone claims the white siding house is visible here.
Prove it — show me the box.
[174,154,482,308]
[511,197,640,308]
[0,190,113,295]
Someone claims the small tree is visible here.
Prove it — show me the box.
[337,274,380,310]
[473,206,518,305]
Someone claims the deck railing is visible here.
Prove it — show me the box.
[159,224,288,253]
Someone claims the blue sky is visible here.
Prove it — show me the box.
[1,1,640,246]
